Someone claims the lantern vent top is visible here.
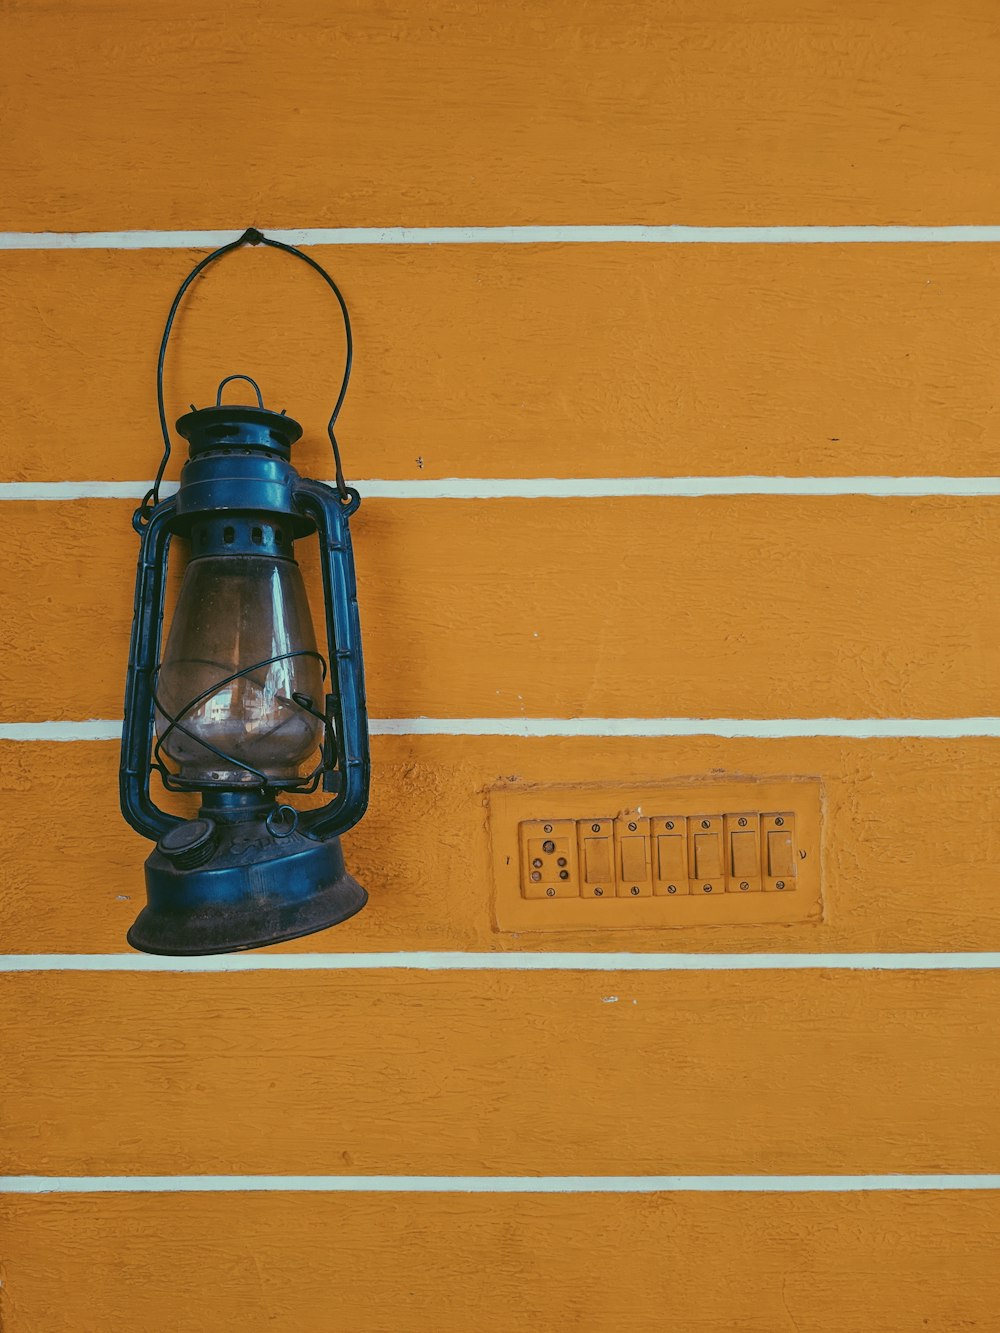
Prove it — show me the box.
[176,375,303,458]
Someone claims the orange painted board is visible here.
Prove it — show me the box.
[3,244,1000,483]
[1,496,996,721]
[3,1191,1000,1332]
[3,1,1000,229]
[5,970,1000,1176]
[2,736,999,955]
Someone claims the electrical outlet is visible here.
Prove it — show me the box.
[518,819,579,898]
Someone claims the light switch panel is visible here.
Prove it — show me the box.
[492,779,821,932]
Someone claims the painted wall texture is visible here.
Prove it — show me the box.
[1,1,999,1329]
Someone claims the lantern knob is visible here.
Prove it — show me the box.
[156,818,218,869]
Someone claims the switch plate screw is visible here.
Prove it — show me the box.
[546,887,556,897]
[594,887,604,896]
[630,886,640,895]
[739,881,750,891]
[738,817,748,827]
[665,821,674,830]
[543,824,553,833]
[591,824,601,833]
[775,817,784,827]
[701,820,710,829]
[628,821,637,832]
[776,880,786,890]
[667,885,677,894]
[703,884,713,893]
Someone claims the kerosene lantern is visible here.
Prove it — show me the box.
[119,228,370,955]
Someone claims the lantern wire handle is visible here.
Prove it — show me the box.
[145,226,353,515]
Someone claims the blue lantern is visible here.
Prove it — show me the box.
[120,229,369,955]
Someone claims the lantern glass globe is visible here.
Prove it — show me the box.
[156,552,325,786]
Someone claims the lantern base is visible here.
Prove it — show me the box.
[127,822,367,956]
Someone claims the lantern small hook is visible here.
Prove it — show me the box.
[266,804,300,839]
[215,374,265,409]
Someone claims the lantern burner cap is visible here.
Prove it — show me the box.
[176,403,304,458]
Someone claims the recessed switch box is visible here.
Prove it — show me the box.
[491,778,822,933]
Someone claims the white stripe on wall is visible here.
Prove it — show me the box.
[3,952,1000,973]
[2,718,997,743]
[2,1173,1000,1194]
[2,476,999,502]
[368,717,1000,739]
[3,226,1000,250]
[0,720,125,741]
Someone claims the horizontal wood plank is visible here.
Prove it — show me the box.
[2,496,995,721]
[4,970,1000,1175]
[2,735,999,955]
[2,244,1000,482]
[3,1190,1000,1331]
[2,1,999,230]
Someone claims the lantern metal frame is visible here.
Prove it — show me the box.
[118,228,371,955]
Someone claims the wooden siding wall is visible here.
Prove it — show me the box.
[1,2,999,1329]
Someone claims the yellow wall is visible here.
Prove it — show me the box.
[2,2,1000,1329]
